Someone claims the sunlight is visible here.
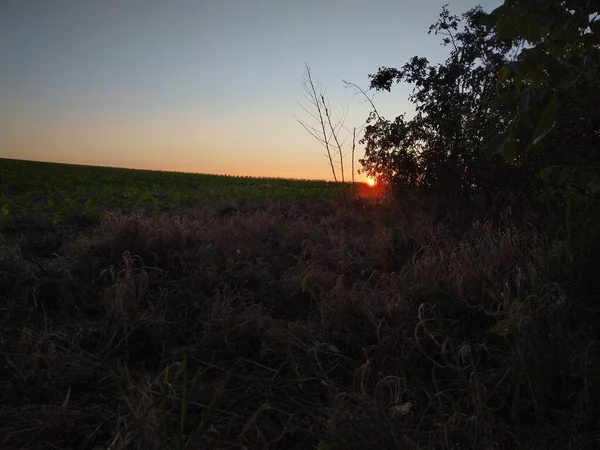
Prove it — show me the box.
[367,177,376,187]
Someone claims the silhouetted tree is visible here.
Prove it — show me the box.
[359,6,521,204]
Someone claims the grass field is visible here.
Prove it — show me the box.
[0,158,349,225]
[1,159,599,449]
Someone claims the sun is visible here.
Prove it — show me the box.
[366,178,376,187]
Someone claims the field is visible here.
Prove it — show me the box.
[0,159,347,225]
[1,159,599,449]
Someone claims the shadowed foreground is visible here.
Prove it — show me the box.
[1,197,599,449]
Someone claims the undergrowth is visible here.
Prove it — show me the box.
[1,196,599,449]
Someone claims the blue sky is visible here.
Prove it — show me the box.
[0,0,501,180]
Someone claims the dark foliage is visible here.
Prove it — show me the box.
[2,196,600,449]
[360,6,523,206]
[360,2,600,213]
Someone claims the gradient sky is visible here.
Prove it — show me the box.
[1,0,501,180]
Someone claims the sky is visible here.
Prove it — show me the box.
[0,0,501,181]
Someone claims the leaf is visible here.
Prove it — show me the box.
[520,49,545,85]
[589,48,600,66]
[497,90,519,107]
[495,12,518,40]
[513,10,543,43]
[532,95,557,146]
[590,18,600,35]
[488,123,518,162]
[521,18,549,43]
[497,65,513,86]
[573,8,590,29]
[0,194,14,223]
[196,382,224,439]
[491,318,514,336]
[485,132,509,160]
[513,71,524,95]
[390,402,413,417]
[555,10,573,31]
[545,41,563,56]
[518,89,531,111]
[479,7,505,31]
[501,134,517,161]
[533,11,553,27]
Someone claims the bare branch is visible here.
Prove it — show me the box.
[297,64,338,182]
[352,127,356,183]
[297,65,366,191]
[343,80,382,121]
[322,93,346,182]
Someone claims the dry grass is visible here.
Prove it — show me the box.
[1,196,599,449]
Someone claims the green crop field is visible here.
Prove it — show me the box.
[0,158,350,225]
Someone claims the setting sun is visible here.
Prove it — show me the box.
[367,178,376,187]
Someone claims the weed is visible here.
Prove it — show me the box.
[1,186,598,449]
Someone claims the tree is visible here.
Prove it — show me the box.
[481,0,600,202]
[359,6,523,203]
[296,64,351,185]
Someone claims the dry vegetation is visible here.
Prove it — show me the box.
[1,195,599,449]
